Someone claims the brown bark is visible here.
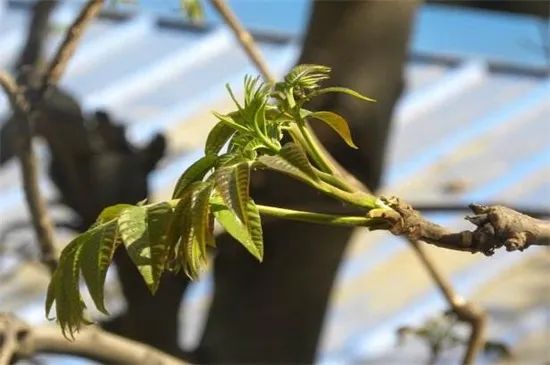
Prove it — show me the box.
[375,197,550,255]
[0,314,187,365]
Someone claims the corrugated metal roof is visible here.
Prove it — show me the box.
[0,1,548,364]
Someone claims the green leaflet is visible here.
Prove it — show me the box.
[279,143,319,181]
[97,204,133,223]
[191,183,214,261]
[165,188,194,273]
[177,182,214,279]
[257,142,319,185]
[172,154,217,199]
[205,122,235,156]
[184,227,204,279]
[245,199,264,261]
[117,202,173,294]
[213,111,249,133]
[314,86,375,102]
[308,111,358,149]
[215,162,250,225]
[166,188,201,278]
[45,240,88,340]
[211,196,263,261]
[79,219,120,314]
[253,97,268,136]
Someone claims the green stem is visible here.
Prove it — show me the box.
[290,123,365,194]
[257,130,280,153]
[296,121,333,173]
[318,182,379,209]
[256,204,372,227]
[315,168,354,192]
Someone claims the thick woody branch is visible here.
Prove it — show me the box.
[371,197,550,255]
[0,314,187,365]
[0,71,57,273]
[209,0,275,83]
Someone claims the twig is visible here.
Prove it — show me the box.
[39,0,104,97]
[370,197,550,255]
[409,239,486,365]
[0,314,187,365]
[0,72,57,273]
[410,203,550,219]
[209,0,275,83]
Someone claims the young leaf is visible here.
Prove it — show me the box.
[97,204,133,223]
[117,203,173,294]
[308,111,358,149]
[215,162,250,225]
[172,154,217,199]
[79,219,120,314]
[257,150,316,184]
[314,86,375,102]
[191,182,214,262]
[253,98,268,136]
[45,240,87,339]
[284,64,331,90]
[279,143,319,181]
[213,111,249,133]
[245,199,263,261]
[168,190,201,278]
[211,196,263,261]
[165,188,195,272]
[184,228,203,279]
[205,122,235,156]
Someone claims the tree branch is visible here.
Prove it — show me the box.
[38,0,104,97]
[0,71,57,273]
[209,0,275,83]
[0,1,105,273]
[370,197,550,255]
[408,239,486,365]
[0,314,187,365]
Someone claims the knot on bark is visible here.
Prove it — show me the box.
[466,204,535,253]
